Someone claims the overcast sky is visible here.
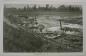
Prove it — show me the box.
[5,0,82,8]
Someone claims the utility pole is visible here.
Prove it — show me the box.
[59,19,62,30]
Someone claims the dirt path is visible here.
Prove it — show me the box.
[3,18,18,29]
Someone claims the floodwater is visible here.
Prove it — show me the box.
[37,15,82,32]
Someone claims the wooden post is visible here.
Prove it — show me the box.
[59,20,62,30]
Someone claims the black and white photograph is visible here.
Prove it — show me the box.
[3,4,83,52]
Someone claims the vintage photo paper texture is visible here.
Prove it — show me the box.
[0,0,85,56]
[3,4,83,52]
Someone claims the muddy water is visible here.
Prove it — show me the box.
[37,15,61,28]
[37,15,82,29]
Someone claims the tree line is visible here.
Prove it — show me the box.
[4,4,82,13]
